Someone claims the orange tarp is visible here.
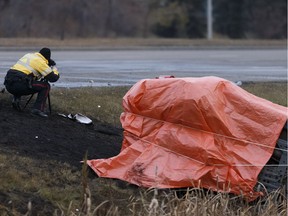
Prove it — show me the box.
[87,76,287,200]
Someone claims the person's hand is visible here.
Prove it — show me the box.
[48,59,56,67]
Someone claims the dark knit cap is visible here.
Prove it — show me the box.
[39,47,51,60]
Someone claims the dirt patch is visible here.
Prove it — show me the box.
[0,93,124,215]
[0,97,123,167]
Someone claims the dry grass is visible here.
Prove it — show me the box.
[0,37,286,50]
[242,82,287,107]
[55,183,287,216]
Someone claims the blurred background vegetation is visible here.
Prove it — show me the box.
[0,0,286,40]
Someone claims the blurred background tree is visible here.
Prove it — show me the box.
[214,0,287,39]
[0,0,286,39]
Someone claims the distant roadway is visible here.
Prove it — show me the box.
[0,49,286,87]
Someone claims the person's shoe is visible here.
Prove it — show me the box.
[12,96,21,111]
[31,109,48,118]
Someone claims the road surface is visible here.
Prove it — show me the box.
[0,49,286,87]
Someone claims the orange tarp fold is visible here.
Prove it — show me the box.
[87,76,287,200]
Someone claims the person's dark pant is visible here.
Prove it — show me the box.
[4,69,50,111]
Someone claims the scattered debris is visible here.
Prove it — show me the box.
[58,113,93,125]
[235,81,243,86]
[155,75,175,79]
[57,113,67,118]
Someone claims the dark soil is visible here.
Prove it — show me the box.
[0,95,123,166]
[0,92,124,215]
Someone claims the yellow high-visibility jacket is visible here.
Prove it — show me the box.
[11,52,59,82]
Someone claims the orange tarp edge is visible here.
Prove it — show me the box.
[87,76,287,200]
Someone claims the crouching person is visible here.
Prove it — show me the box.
[4,47,60,118]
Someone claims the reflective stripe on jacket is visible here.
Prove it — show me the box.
[11,52,59,81]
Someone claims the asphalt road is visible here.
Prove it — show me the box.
[0,49,287,87]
